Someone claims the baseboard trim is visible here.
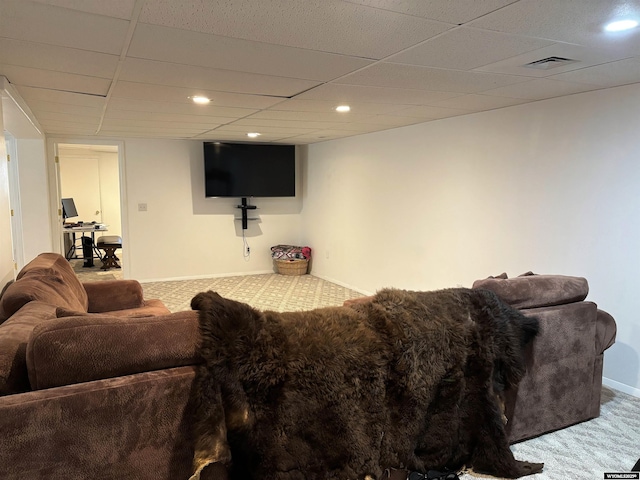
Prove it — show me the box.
[602,377,640,398]
[310,273,373,296]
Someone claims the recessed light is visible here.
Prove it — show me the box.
[191,96,211,104]
[247,132,261,138]
[604,19,639,32]
[335,105,351,112]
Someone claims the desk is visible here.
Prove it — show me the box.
[64,225,108,261]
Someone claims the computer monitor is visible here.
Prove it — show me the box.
[61,197,78,220]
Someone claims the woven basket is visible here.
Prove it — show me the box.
[275,258,308,276]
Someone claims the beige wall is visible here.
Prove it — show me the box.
[301,82,640,396]
[122,139,302,281]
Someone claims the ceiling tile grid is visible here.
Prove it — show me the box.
[0,0,639,143]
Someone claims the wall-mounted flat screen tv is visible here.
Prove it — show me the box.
[204,142,296,198]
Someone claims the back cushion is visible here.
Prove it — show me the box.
[0,253,88,321]
[472,274,588,309]
[27,310,200,390]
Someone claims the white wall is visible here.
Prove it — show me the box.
[16,139,51,262]
[301,83,640,395]
[122,139,302,281]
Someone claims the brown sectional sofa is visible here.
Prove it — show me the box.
[0,254,617,479]
[0,253,200,479]
[472,272,617,442]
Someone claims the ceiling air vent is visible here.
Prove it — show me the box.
[524,56,577,70]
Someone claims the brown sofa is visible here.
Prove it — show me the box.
[0,255,617,479]
[0,253,200,479]
[472,272,617,442]
[344,272,617,444]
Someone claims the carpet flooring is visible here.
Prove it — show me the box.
[73,263,640,479]
[70,258,121,281]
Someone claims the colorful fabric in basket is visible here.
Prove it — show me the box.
[271,245,312,260]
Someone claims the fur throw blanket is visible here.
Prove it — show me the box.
[189,288,543,480]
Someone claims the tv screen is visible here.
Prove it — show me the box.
[204,142,295,198]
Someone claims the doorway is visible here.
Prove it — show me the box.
[55,143,124,276]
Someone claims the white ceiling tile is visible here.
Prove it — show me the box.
[283,130,363,142]
[267,98,409,115]
[340,62,527,92]
[120,58,320,97]
[0,38,118,78]
[103,109,237,125]
[247,110,374,123]
[334,118,426,130]
[212,125,318,135]
[482,78,603,100]
[341,0,520,24]
[100,119,225,130]
[128,23,374,81]
[4,0,640,143]
[475,43,634,77]
[469,0,640,52]
[29,0,136,19]
[0,64,110,95]
[111,82,286,109]
[139,0,453,59]
[98,130,203,139]
[23,100,103,117]
[295,83,461,104]
[16,85,106,108]
[389,27,553,70]
[97,126,206,135]
[193,131,292,143]
[0,0,129,54]
[34,111,101,123]
[229,118,342,130]
[429,94,531,111]
[549,58,640,87]
[106,98,257,118]
[42,124,100,134]
[390,105,472,119]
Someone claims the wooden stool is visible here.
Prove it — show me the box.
[96,235,122,270]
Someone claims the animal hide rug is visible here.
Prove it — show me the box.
[189,287,543,480]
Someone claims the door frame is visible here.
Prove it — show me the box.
[47,137,129,278]
[5,132,24,271]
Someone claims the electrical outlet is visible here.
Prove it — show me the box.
[138,203,147,212]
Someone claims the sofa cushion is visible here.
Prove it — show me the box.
[27,310,200,390]
[0,253,88,321]
[0,302,57,396]
[472,273,588,309]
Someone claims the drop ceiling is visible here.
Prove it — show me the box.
[1,0,640,144]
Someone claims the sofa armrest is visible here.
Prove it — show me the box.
[596,309,616,353]
[26,310,200,390]
[83,280,146,312]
